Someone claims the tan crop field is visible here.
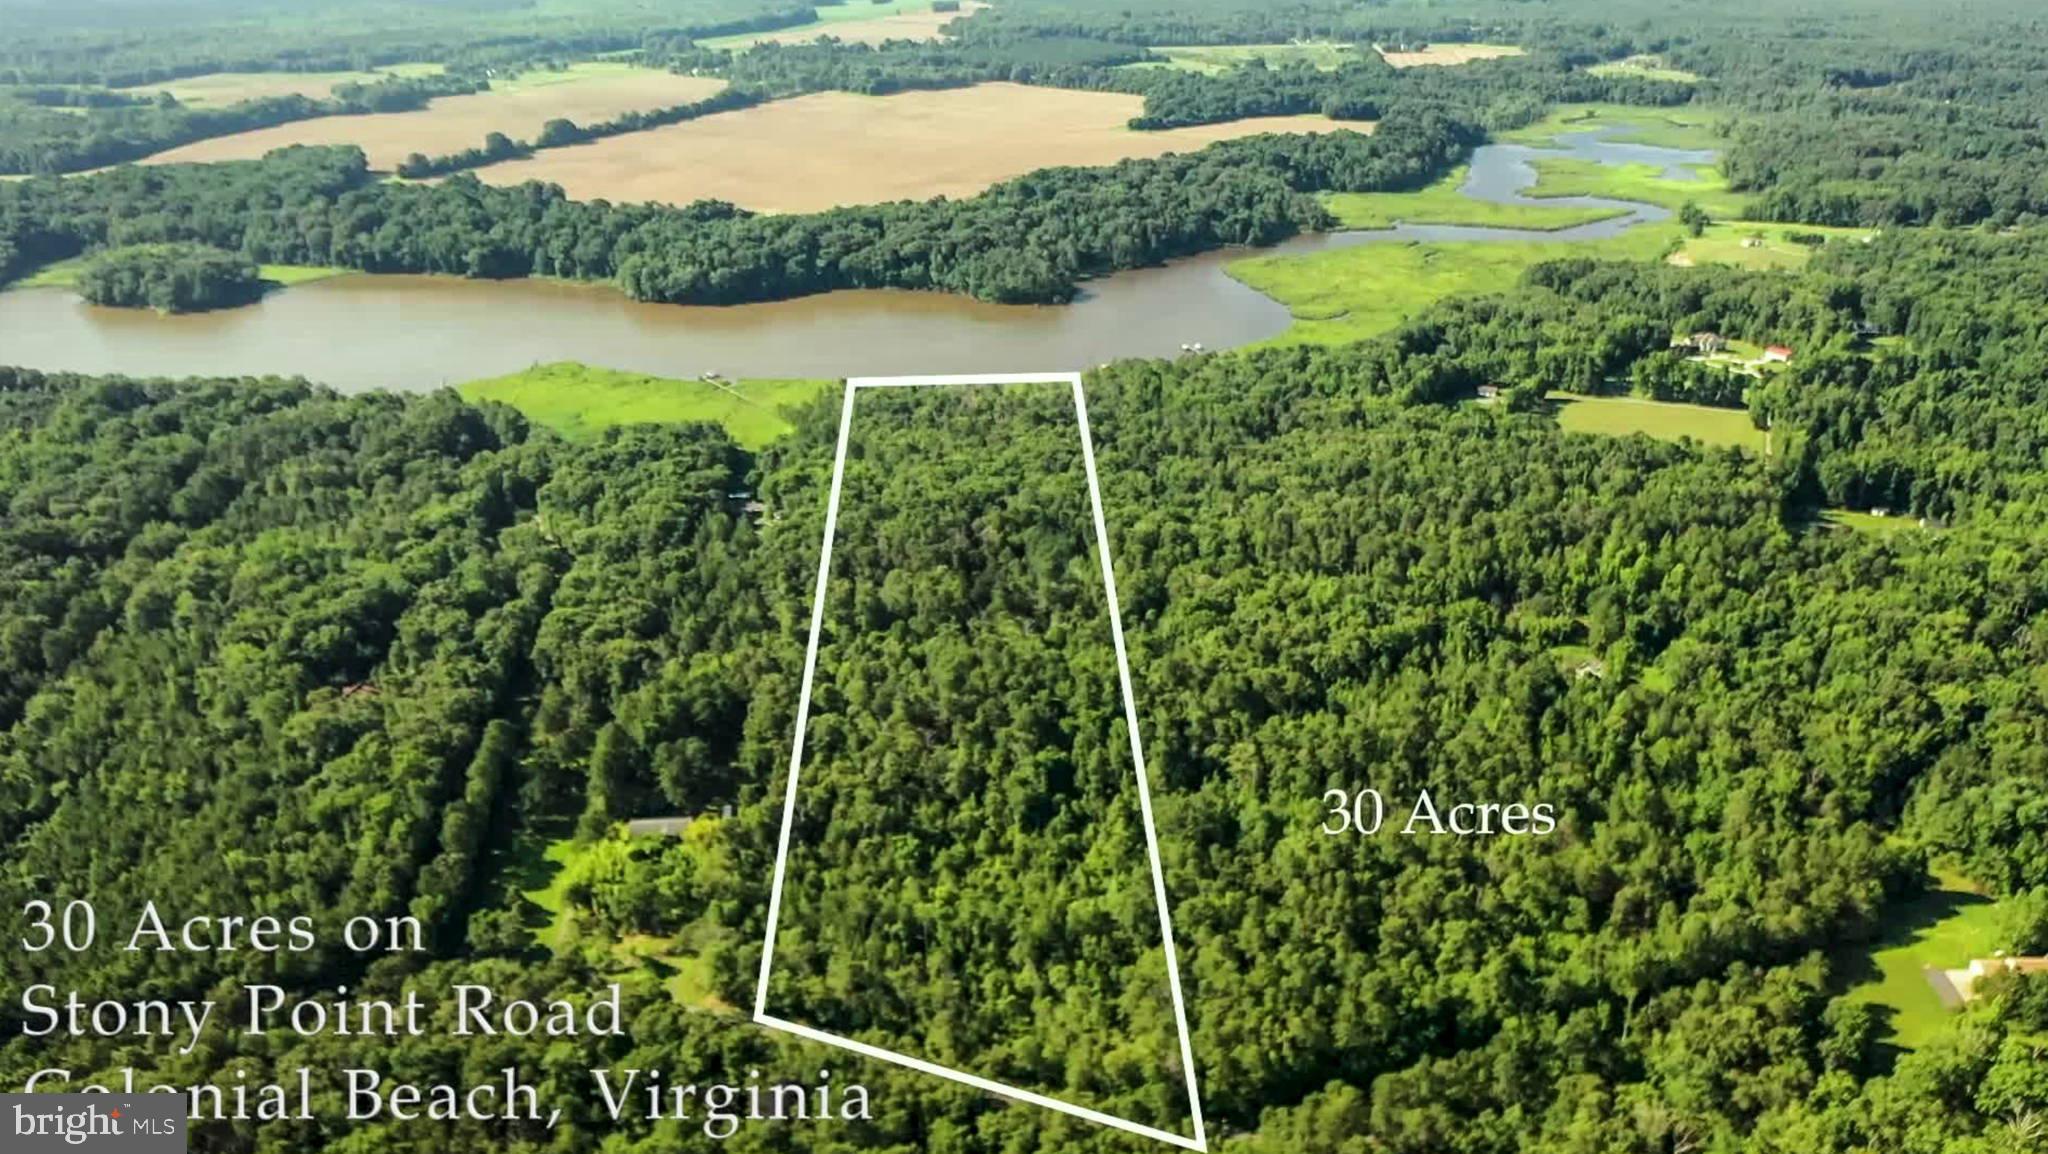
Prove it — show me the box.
[138,65,728,169]
[120,63,444,107]
[471,83,1350,212]
[1376,43,1525,68]
[705,0,989,49]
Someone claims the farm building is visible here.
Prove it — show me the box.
[1763,345,1794,362]
[1948,955,2048,1003]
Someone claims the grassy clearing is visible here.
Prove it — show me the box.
[1586,55,1700,83]
[702,0,985,49]
[1142,42,1362,74]
[1377,43,1524,68]
[1822,509,1936,537]
[1321,166,1628,230]
[1527,156,1750,217]
[1840,871,2010,1052]
[1498,103,1727,151]
[1229,222,1678,346]
[139,65,726,169]
[458,361,833,447]
[120,63,443,106]
[1551,392,1766,451]
[516,833,733,1012]
[1671,221,1878,270]
[473,83,1343,212]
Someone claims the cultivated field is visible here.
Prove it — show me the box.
[471,83,1347,212]
[121,63,444,106]
[137,64,727,169]
[702,0,987,49]
[1376,42,1524,67]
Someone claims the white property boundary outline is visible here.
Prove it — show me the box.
[752,371,1209,1152]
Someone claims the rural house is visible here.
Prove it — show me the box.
[1763,345,1794,363]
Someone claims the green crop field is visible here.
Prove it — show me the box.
[1321,166,1628,230]
[458,361,833,446]
[1497,103,1727,151]
[1527,156,1751,217]
[1839,872,2012,1052]
[1551,392,1767,451]
[1673,221,1880,269]
[1228,223,1680,346]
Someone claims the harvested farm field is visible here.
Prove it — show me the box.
[117,63,445,106]
[469,83,1350,212]
[137,65,727,169]
[1376,42,1525,67]
[704,0,989,48]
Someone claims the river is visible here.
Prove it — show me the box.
[0,130,1713,392]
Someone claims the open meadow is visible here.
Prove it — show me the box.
[1586,55,1701,83]
[701,0,987,48]
[1550,391,1767,451]
[1670,221,1879,269]
[459,361,832,446]
[1228,223,1678,346]
[471,83,1345,212]
[1376,42,1524,67]
[137,63,727,168]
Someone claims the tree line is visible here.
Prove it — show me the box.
[0,114,1479,305]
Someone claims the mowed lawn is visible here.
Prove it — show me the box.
[1229,222,1678,346]
[118,63,444,106]
[1322,165,1628,230]
[1838,872,2010,1052]
[1672,221,1879,270]
[701,0,984,48]
[459,361,833,446]
[138,64,727,168]
[472,83,1349,212]
[1551,392,1767,450]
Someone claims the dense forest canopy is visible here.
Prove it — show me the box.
[4,2,2048,1153]
[4,211,2048,1149]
